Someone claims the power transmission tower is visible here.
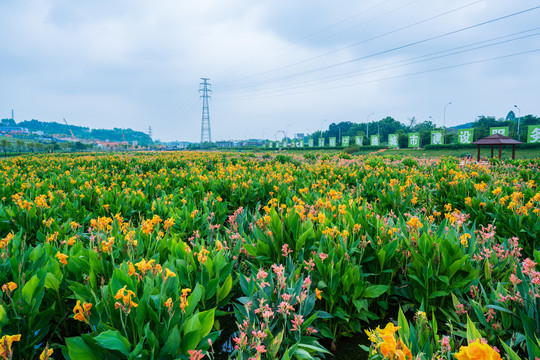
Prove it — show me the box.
[148,126,153,139]
[11,110,14,120]
[200,78,212,144]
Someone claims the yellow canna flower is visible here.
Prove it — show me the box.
[39,348,54,360]
[455,339,502,360]
[164,268,176,281]
[0,334,21,359]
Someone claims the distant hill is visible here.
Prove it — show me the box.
[9,119,153,145]
[450,122,473,130]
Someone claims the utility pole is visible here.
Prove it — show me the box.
[200,78,212,144]
[366,112,375,139]
[443,102,452,144]
[514,105,521,141]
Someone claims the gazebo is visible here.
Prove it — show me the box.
[471,133,522,161]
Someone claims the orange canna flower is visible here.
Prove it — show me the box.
[1,282,17,293]
[163,218,175,230]
[73,300,92,324]
[215,240,223,251]
[179,288,191,313]
[115,286,138,313]
[128,262,136,276]
[135,259,155,275]
[196,246,209,264]
[406,217,423,230]
[67,236,77,246]
[315,288,322,300]
[55,251,68,266]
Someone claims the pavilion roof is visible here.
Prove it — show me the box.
[472,133,523,145]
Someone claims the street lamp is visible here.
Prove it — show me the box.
[337,125,341,143]
[320,119,327,139]
[366,112,375,139]
[514,105,521,141]
[285,124,293,147]
[443,102,452,143]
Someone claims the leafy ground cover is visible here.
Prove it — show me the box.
[0,152,539,359]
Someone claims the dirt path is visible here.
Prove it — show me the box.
[368,148,387,155]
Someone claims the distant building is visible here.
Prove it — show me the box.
[0,127,29,134]
[216,141,237,148]
[294,133,304,139]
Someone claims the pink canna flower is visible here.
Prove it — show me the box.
[188,350,205,360]
[282,244,292,257]
[291,314,304,331]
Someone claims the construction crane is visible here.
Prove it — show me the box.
[63,118,75,138]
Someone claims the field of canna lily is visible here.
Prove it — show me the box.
[0,151,539,360]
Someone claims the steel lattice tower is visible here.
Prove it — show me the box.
[200,78,212,144]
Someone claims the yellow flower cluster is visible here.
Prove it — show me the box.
[455,339,502,360]
[365,323,412,360]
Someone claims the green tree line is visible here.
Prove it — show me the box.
[310,112,540,146]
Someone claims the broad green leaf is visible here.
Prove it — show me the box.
[45,272,61,292]
[180,329,201,353]
[397,307,409,342]
[161,326,180,356]
[466,315,482,343]
[94,330,131,356]
[0,305,7,328]
[217,274,232,304]
[65,337,102,360]
[22,274,42,305]
[270,329,284,358]
[499,340,522,360]
[198,308,215,338]
[363,285,389,298]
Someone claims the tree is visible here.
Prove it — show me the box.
[0,118,16,127]
[506,111,516,121]
[1,139,11,154]
[15,139,25,152]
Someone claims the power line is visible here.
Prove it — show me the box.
[218,0,483,89]
[212,0,409,80]
[219,27,540,98]
[217,4,540,93]
[220,48,540,102]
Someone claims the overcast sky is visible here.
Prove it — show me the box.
[1,0,539,142]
